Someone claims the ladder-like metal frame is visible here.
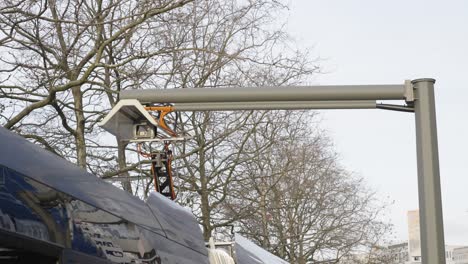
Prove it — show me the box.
[150,146,176,200]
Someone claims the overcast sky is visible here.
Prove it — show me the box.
[286,0,468,245]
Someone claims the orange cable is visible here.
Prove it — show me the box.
[144,106,177,137]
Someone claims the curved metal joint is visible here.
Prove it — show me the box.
[144,106,177,137]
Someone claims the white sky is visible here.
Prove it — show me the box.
[286,0,468,245]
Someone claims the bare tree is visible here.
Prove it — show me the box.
[0,0,199,194]
[174,110,307,240]
[229,113,392,263]
[0,0,316,195]
[0,3,393,261]
[110,0,318,239]
[340,245,396,264]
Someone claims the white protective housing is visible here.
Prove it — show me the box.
[208,238,235,264]
[98,99,168,141]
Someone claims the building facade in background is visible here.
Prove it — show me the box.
[383,210,465,264]
[407,210,421,262]
[454,246,468,264]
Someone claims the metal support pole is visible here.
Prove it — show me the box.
[413,78,446,264]
[101,79,448,264]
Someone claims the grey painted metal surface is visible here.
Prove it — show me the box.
[146,192,207,255]
[98,99,377,141]
[120,84,406,103]
[0,126,164,235]
[173,100,376,111]
[413,78,446,264]
[0,127,167,235]
[234,234,288,264]
[0,126,209,263]
[98,99,169,140]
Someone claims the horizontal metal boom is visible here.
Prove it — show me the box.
[120,85,406,103]
[172,101,376,111]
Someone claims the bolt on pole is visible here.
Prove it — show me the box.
[413,78,446,264]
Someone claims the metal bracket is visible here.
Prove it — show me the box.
[376,103,414,113]
[404,79,415,105]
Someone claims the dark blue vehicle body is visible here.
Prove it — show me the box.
[0,127,209,264]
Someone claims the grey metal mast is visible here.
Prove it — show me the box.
[108,79,445,264]
[412,78,446,263]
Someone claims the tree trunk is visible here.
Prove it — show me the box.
[72,86,87,169]
[199,148,212,240]
[117,141,133,193]
[260,190,270,248]
[201,190,212,240]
